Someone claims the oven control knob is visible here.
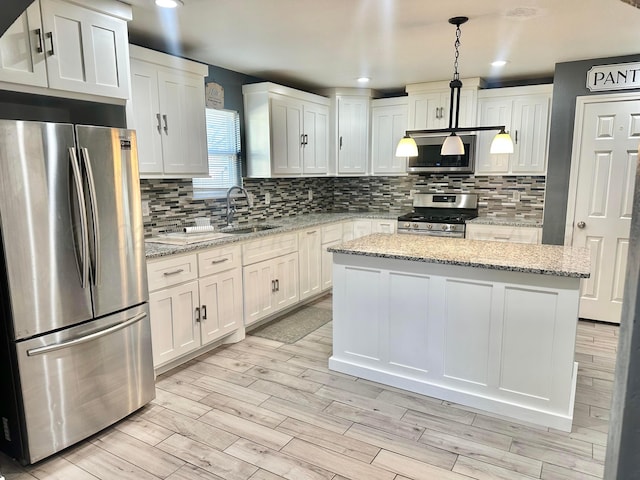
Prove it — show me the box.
[427,224,432,230]
[404,222,411,228]
[441,225,447,231]
[450,225,456,231]
[412,223,419,228]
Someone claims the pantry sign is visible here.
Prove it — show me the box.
[587,62,640,92]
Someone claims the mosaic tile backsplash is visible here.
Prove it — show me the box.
[141,175,545,237]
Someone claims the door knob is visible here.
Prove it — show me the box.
[577,221,586,229]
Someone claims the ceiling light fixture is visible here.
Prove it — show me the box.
[155,0,183,8]
[396,16,514,158]
[491,60,508,67]
[357,77,370,84]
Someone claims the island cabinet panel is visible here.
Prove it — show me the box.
[386,272,431,374]
[443,279,494,386]
[330,253,581,431]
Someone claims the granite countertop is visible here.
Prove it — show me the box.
[467,216,543,228]
[328,233,590,278]
[145,212,397,259]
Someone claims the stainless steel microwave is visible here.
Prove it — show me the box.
[406,134,476,174]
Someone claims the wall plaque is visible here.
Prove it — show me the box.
[587,62,640,92]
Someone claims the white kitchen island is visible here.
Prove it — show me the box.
[328,234,591,431]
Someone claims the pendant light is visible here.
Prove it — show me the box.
[441,16,467,156]
[395,16,514,158]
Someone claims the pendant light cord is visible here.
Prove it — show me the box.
[453,22,461,81]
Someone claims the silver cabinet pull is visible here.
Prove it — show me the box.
[27,313,147,356]
[162,114,168,134]
[163,268,184,276]
[195,307,201,323]
[211,258,229,264]
[35,28,43,53]
[156,113,162,133]
[46,31,54,55]
[577,221,586,229]
[306,230,317,235]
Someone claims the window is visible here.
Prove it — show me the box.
[192,108,242,197]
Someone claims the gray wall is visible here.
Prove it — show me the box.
[543,54,640,245]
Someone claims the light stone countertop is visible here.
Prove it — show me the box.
[467,216,543,228]
[328,233,590,278]
[145,212,397,259]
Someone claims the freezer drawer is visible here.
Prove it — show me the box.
[14,304,155,464]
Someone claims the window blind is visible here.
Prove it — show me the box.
[192,108,242,194]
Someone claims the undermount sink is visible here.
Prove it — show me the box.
[221,224,280,234]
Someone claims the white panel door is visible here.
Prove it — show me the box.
[148,280,200,367]
[243,261,275,326]
[302,102,329,174]
[298,229,322,300]
[274,252,299,311]
[371,102,408,175]
[0,1,47,87]
[475,98,511,174]
[157,70,208,175]
[199,269,243,346]
[511,94,550,174]
[270,96,303,175]
[572,99,640,323]
[337,96,369,174]
[40,0,130,98]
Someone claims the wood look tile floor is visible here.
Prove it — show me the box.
[1,295,616,480]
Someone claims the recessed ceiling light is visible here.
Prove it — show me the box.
[357,77,370,84]
[491,60,508,67]
[155,0,183,8]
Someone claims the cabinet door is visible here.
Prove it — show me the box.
[243,261,276,326]
[270,96,303,175]
[273,252,299,311]
[157,69,208,175]
[321,238,341,291]
[40,0,130,99]
[371,103,408,175]
[148,280,200,367]
[298,229,322,300]
[510,95,550,174]
[302,102,329,175]
[337,96,369,174]
[127,59,164,175]
[475,98,512,174]
[353,219,372,239]
[199,269,243,345]
[0,0,47,87]
[408,92,445,129]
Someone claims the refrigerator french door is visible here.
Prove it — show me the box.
[0,120,155,465]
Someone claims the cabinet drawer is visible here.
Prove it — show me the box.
[147,254,198,291]
[242,233,298,266]
[466,224,540,244]
[321,223,343,244]
[198,245,242,276]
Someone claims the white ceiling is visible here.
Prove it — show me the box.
[124,0,640,93]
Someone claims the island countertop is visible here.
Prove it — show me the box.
[328,233,590,278]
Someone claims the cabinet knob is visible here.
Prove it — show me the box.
[577,221,586,229]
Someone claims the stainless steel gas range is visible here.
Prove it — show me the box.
[397,193,478,238]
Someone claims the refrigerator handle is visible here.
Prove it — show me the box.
[80,147,101,286]
[26,312,147,356]
[68,147,90,289]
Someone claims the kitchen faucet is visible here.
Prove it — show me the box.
[225,185,253,225]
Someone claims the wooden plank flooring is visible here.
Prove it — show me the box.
[0,295,616,480]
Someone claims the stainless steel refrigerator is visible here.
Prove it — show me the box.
[0,120,155,465]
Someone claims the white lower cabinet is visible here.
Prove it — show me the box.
[343,218,396,241]
[242,233,299,327]
[298,228,322,300]
[147,246,243,368]
[320,222,343,290]
[465,224,541,244]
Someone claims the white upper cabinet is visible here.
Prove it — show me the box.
[406,78,482,130]
[370,97,408,175]
[0,0,132,100]
[243,82,330,177]
[127,45,208,178]
[334,94,370,175]
[475,84,552,175]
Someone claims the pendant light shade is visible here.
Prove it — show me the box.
[441,133,465,156]
[490,129,514,154]
[395,135,418,157]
